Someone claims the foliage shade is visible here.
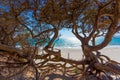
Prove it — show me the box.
[0,0,120,80]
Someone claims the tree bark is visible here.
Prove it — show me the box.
[45,28,58,48]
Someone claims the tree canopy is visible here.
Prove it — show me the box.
[0,0,120,80]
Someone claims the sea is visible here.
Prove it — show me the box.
[54,33,120,48]
[27,30,120,48]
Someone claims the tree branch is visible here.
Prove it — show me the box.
[0,44,24,57]
[34,28,54,38]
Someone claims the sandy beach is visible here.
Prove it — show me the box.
[60,46,120,62]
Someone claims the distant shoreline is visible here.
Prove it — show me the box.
[38,45,120,62]
[59,46,120,62]
[54,45,120,49]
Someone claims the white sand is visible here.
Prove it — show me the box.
[37,47,120,79]
[60,46,120,62]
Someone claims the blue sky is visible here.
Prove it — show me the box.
[59,29,81,43]
[59,29,74,38]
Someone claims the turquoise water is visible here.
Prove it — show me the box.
[27,34,120,48]
[109,37,120,45]
[54,36,120,48]
[56,29,120,48]
[54,38,80,48]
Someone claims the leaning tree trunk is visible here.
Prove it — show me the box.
[44,27,58,49]
[80,29,120,79]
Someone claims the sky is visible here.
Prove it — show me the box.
[59,29,80,43]
[60,29,74,38]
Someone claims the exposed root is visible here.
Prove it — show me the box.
[0,47,120,80]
